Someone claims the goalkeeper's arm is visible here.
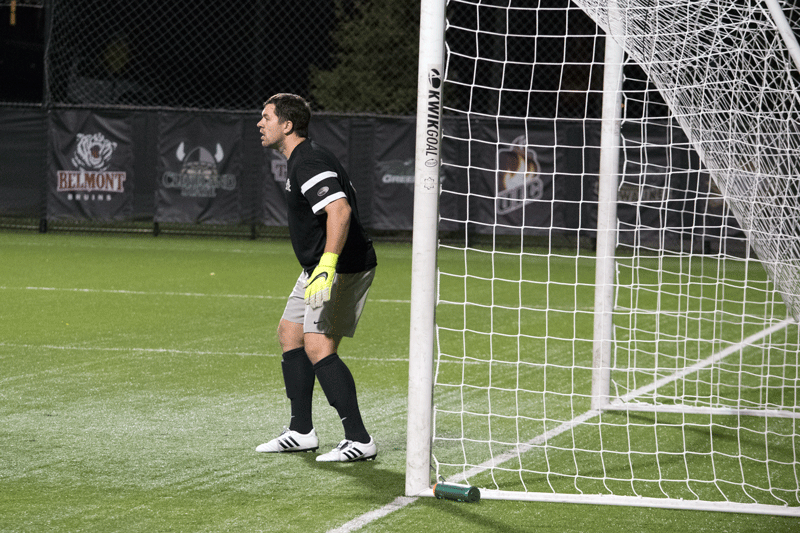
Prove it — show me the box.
[304,198,351,308]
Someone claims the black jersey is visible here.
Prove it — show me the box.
[284,139,377,274]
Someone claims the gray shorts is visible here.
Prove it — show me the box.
[281,268,376,337]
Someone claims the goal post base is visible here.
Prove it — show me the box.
[417,488,800,517]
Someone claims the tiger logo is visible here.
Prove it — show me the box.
[71,133,117,171]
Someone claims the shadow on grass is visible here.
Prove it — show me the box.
[301,453,406,502]
[417,497,535,533]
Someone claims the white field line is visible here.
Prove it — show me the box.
[0,342,279,358]
[326,408,601,533]
[326,318,796,531]
[3,239,287,255]
[325,496,419,533]
[0,341,491,367]
[0,285,410,304]
[0,342,410,363]
[2,286,599,312]
[608,317,795,407]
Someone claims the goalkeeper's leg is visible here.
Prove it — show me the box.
[255,319,319,453]
[305,269,376,459]
[281,345,315,434]
[305,337,370,445]
[277,279,318,434]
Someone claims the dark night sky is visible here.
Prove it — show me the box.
[1,1,335,109]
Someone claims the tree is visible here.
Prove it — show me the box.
[309,1,420,115]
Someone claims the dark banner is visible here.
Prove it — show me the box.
[259,117,597,235]
[261,147,288,226]
[47,110,134,221]
[260,117,353,227]
[0,108,46,217]
[372,118,416,230]
[155,113,242,224]
[456,121,559,235]
[617,122,693,247]
[441,119,601,237]
[260,117,417,231]
[4,106,729,250]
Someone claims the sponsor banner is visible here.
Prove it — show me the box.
[155,113,242,224]
[47,110,133,221]
[371,118,416,230]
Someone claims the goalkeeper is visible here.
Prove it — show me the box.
[255,93,378,462]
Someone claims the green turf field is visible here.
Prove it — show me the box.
[1,231,797,532]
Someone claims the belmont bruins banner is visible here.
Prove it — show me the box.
[47,110,133,221]
[155,113,242,224]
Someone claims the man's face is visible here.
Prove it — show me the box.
[258,104,287,148]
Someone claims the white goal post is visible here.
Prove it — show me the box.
[407,0,800,516]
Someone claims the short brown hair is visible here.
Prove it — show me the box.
[265,93,311,138]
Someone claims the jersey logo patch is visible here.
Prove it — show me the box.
[285,178,292,192]
[317,186,329,197]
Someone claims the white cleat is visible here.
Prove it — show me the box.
[316,438,377,462]
[256,427,319,453]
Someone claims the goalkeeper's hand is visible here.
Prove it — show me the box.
[304,252,339,308]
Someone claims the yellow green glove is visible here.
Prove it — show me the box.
[304,252,338,308]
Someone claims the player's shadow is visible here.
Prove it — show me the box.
[304,454,405,502]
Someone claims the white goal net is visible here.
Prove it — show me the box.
[408,0,800,516]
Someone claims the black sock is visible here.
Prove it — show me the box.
[313,353,370,444]
[281,347,315,434]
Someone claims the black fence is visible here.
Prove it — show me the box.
[2,1,423,114]
[1,1,741,252]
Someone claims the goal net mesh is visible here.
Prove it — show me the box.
[431,0,799,512]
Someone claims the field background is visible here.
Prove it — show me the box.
[1,230,797,532]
